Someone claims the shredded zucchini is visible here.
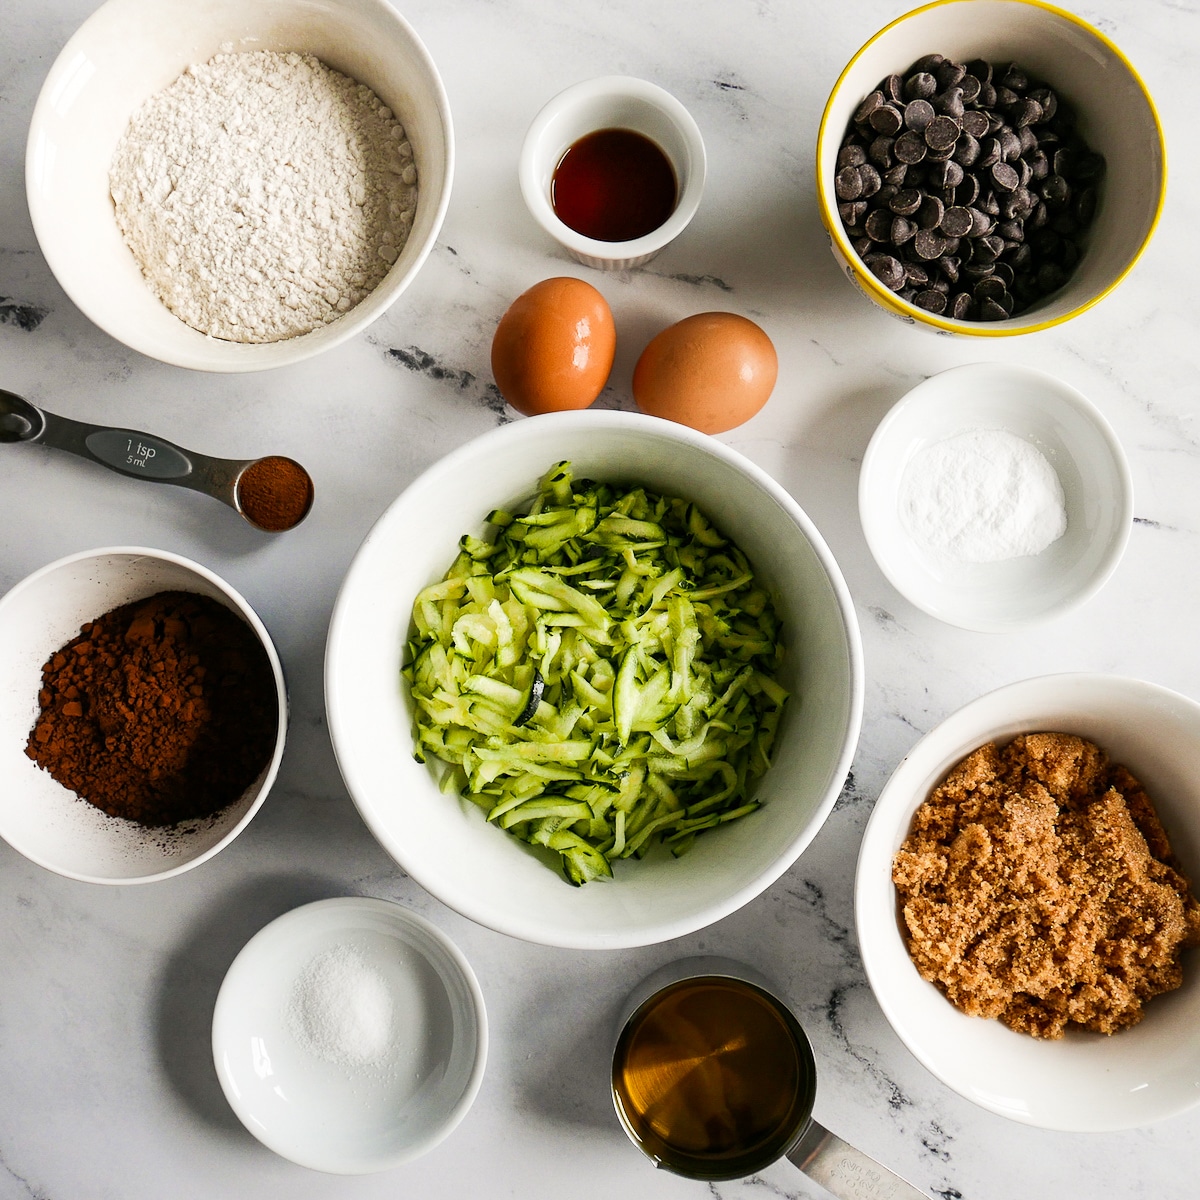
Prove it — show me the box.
[402,461,789,886]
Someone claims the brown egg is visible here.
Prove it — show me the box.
[491,277,617,416]
[632,312,778,434]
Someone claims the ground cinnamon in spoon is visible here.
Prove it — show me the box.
[25,591,278,826]
[236,456,314,531]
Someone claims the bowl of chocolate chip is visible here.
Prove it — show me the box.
[817,0,1164,334]
[26,0,453,371]
[856,674,1200,1132]
[0,547,286,883]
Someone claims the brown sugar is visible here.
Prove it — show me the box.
[892,733,1200,1038]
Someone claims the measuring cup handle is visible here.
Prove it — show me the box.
[786,1119,931,1200]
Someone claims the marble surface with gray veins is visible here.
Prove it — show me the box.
[1,1,1198,1198]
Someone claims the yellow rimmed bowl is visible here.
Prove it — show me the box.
[816,0,1164,337]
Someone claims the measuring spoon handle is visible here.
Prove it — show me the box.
[787,1119,931,1200]
[33,408,241,495]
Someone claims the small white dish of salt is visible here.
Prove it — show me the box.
[859,362,1132,633]
[212,896,487,1173]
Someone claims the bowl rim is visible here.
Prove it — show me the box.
[324,409,865,948]
[518,74,708,264]
[815,0,1168,337]
[24,0,456,373]
[857,361,1134,632]
[0,544,288,884]
[854,671,1200,1130]
[211,895,489,1172]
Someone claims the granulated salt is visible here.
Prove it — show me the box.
[900,428,1067,563]
[109,49,418,343]
[288,943,395,1067]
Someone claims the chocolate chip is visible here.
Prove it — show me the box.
[837,143,868,170]
[1042,174,1071,206]
[854,90,885,123]
[865,208,894,241]
[924,115,960,152]
[891,216,917,245]
[905,72,938,101]
[979,297,1009,320]
[961,110,990,140]
[838,200,868,226]
[858,163,882,197]
[869,105,904,135]
[990,162,1020,192]
[917,194,945,230]
[915,288,948,313]
[904,99,936,131]
[941,206,974,237]
[866,253,905,290]
[882,74,905,104]
[950,291,975,319]
[913,228,948,260]
[869,136,896,167]
[836,167,864,200]
[953,132,981,167]
[894,130,928,164]
[889,187,923,216]
[959,74,982,104]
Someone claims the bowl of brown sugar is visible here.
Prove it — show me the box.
[0,547,286,883]
[855,673,1200,1132]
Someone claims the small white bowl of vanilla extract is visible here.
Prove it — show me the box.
[519,75,706,269]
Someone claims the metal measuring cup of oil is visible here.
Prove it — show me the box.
[612,957,930,1198]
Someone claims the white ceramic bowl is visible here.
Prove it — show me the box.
[816,0,1165,335]
[26,0,453,372]
[856,673,1200,1131]
[213,896,487,1173]
[519,76,706,270]
[859,362,1132,632]
[326,411,863,949]
[0,547,286,883]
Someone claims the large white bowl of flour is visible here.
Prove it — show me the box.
[26,0,454,372]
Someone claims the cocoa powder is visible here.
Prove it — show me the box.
[25,591,278,827]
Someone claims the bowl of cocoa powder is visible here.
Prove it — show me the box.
[855,673,1200,1131]
[0,547,287,883]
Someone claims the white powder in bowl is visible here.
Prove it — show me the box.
[288,942,396,1068]
[899,428,1067,563]
[109,49,418,343]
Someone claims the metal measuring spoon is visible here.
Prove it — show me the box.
[0,389,313,532]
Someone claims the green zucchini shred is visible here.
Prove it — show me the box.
[402,461,789,885]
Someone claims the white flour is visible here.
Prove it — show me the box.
[900,428,1068,563]
[109,50,418,343]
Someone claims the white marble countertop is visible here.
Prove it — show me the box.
[2,1,1198,1197]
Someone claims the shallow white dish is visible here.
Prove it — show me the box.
[212,896,487,1174]
[859,362,1132,632]
[326,410,863,949]
[856,673,1200,1132]
[26,0,453,372]
[0,547,286,884]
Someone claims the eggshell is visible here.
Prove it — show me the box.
[632,312,778,434]
[491,277,617,416]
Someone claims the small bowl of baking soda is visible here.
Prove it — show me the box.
[859,362,1133,633]
[212,896,488,1174]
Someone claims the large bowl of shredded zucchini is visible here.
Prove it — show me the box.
[326,411,863,948]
